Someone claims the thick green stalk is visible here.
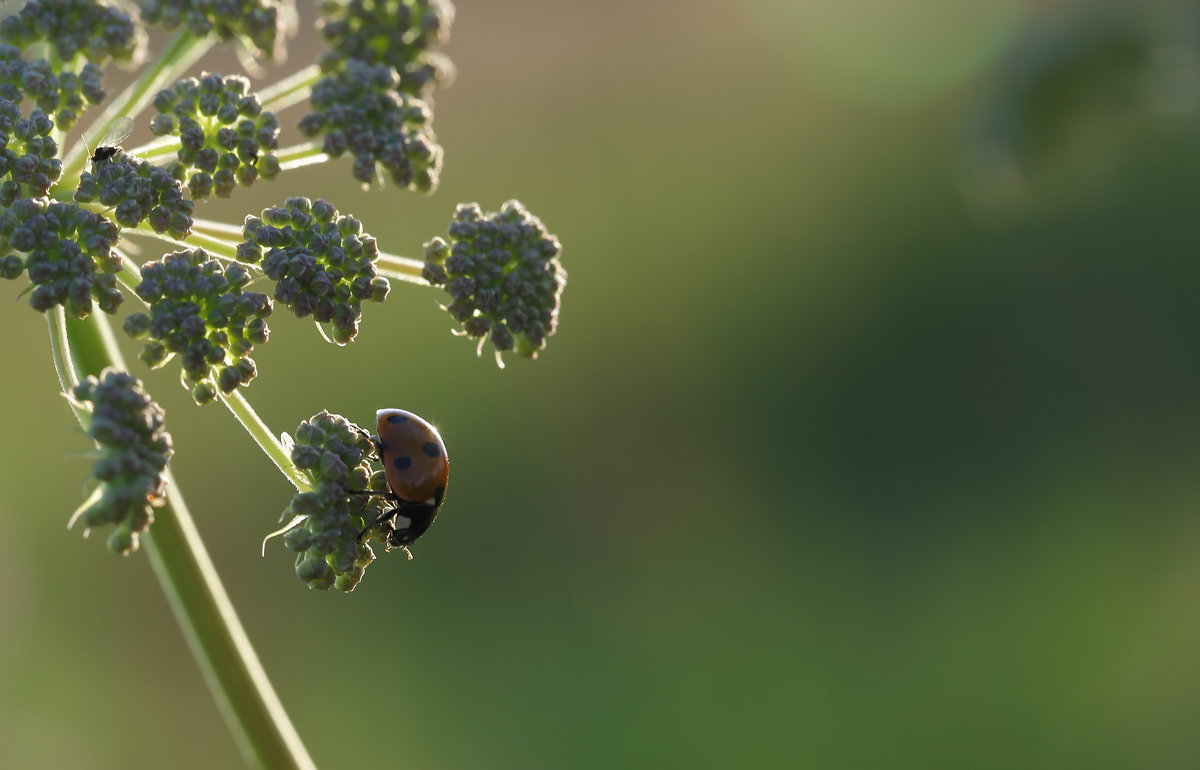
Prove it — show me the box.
[59,312,316,770]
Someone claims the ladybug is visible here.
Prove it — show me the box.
[356,408,449,554]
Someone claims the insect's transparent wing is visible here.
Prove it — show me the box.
[99,117,134,147]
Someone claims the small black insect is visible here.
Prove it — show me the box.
[89,117,134,164]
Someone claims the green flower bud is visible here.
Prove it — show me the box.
[138,0,289,61]
[274,410,392,591]
[423,200,565,365]
[239,198,389,345]
[128,248,272,404]
[317,0,454,99]
[68,369,173,556]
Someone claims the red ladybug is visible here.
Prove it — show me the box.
[357,408,449,553]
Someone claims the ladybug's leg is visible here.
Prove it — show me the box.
[356,505,399,542]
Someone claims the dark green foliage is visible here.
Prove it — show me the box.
[69,368,174,556]
[238,197,390,343]
[150,72,280,200]
[423,200,565,361]
[124,247,272,404]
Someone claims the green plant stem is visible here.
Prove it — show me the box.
[220,389,311,493]
[124,135,181,160]
[59,28,214,185]
[376,251,429,285]
[273,141,328,171]
[127,223,241,261]
[46,309,88,426]
[114,249,146,297]
[192,217,246,237]
[57,312,316,770]
[259,64,322,112]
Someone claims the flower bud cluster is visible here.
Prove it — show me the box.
[123,248,272,404]
[0,98,62,199]
[0,0,143,67]
[280,410,383,591]
[0,45,104,132]
[150,73,281,200]
[237,197,389,344]
[76,151,195,238]
[0,196,121,318]
[423,200,565,361]
[299,59,441,191]
[137,0,287,61]
[69,369,174,556]
[317,0,454,98]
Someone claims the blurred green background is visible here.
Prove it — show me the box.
[6,0,1200,767]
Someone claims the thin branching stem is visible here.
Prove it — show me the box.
[58,312,316,770]
[46,307,82,395]
[191,217,248,237]
[114,249,145,298]
[259,63,322,112]
[376,251,429,285]
[220,389,312,493]
[125,135,181,160]
[274,141,328,171]
[127,223,241,261]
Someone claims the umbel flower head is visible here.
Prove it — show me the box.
[0,98,62,199]
[423,200,565,362]
[317,0,454,98]
[150,72,281,200]
[123,247,272,405]
[237,197,390,344]
[0,0,144,67]
[299,58,441,191]
[137,0,289,61]
[0,44,105,132]
[0,196,122,318]
[75,151,195,238]
[276,410,384,591]
[68,369,174,556]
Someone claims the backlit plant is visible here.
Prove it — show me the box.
[0,0,565,766]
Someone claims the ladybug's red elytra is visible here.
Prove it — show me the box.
[356,408,449,553]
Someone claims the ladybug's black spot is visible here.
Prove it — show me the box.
[393,456,412,470]
[387,414,408,423]
[422,442,440,458]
